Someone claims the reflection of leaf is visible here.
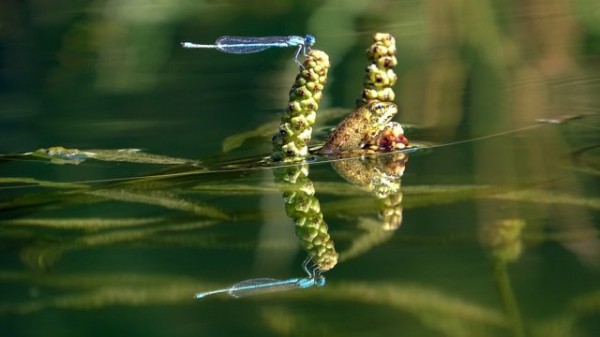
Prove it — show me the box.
[0,187,102,214]
[260,307,343,337]
[338,217,395,263]
[404,185,600,211]
[1,185,232,219]
[261,301,488,337]
[192,182,280,195]
[85,189,230,220]
[487,190,600,210]
[3,217,165,231]
[0,272,204,314]
[19,219,218,270]
[0,177,88,190]
[320,282,507,326]
[74,220,217,246]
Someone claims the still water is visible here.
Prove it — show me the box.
[1,1,599,336]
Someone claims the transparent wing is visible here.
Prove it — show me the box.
[215,36,290,54]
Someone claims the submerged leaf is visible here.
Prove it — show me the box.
[0,177,88,190]
[3,217,166,231]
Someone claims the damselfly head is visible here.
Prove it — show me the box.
[305,34,316,47]
[315,275,326,287]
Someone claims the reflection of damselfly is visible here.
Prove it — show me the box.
[180,35,315,65]
[195,258,325,299]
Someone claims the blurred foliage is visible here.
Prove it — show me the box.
[0,0,599,336]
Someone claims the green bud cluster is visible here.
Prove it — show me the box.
[273,164,339,271]
[358,33,398,106]
[272,50,330,162]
